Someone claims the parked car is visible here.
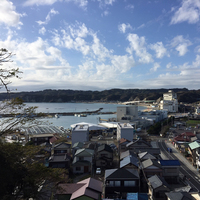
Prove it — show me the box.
[96,168,101,174]
[167,147,172,153]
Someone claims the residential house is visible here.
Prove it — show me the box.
[48,153,71,168]
[72,142,84,156]
[148,175,170,200]
[188,141,200,167]
[119,138,131,152]
[126,139,151,151]
[52,142,71,155]
[140,159,162,178]
[138,152,157,162]
[104,168,140,199]
[120,150,137,160]
[29,133,55,145]
[134,148,161,159]
[96,144,113,168]
[159,160,180,183]
[120,154,139,170]
[56,177,103,200]
[72,148,94,174]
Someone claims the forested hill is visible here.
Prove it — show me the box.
[0,88,200,103]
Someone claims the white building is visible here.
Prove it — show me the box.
[195,106,200,115]
[159,90,178,113]
[117,123,134,141]
[71,124,89,146]
[117,105,138,122]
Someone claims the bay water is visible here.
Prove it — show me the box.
[26,102,146,130]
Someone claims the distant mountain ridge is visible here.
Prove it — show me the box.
[0,88,200,103]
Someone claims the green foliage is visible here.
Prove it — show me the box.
[0,142,68,200]
[147,121,162,135]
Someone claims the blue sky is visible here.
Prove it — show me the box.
[1,0,200,92]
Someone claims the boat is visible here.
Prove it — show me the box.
[55,114,60,118]
[78,114,87,117]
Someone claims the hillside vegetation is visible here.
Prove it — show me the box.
[1,88,200,103]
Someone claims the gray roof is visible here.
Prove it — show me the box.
[138,152,156,160]
[120,155,139,168]
[141,159,161,169]
[53,142,71,149]
[148,175,170,190]
[165,192,196,200]
[120,150,137,160]
[105,168,139,180]
[49,154,71,162]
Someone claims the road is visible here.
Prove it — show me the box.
[156,139,200,193]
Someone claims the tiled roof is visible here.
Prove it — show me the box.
[138,152,156,160]
[141,159,161,169]
[105,168,139,179]
[56,178,102,200]
[120,155,139,168]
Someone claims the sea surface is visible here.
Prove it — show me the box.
[25,102,146,130]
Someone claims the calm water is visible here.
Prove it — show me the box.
[25,102,146,130]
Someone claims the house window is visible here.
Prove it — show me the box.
[124,181,136,186]
[108,181,120,187]
[76,167,81,171]
[115,181,121,187]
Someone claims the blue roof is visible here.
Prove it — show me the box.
[159,160,180,166]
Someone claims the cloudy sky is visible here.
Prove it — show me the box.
[1,0,200,92]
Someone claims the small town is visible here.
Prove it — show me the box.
[2,0,200,199]
[2,90,200,200]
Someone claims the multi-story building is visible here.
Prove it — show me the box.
[71,124,89,146]
[117,105,138,122]
[159,90,178,112]
[117,123,134,141]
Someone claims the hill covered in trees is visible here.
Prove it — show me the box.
[1,88,200,103]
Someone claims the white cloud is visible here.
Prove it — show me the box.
[118,23,132,33]
[170,35,192,56]
[126,33,153,64]
[111,55,135,73]
[101,10,109,16]
[171,0,200,24]
[150,62,160,72]
[98,0,116,6]
[0,0,22,27]
[125,4,134,10]
[39,27,46,35]
[24,0,62,6]
[149,42,169,58]
[36,8,59,25]
[166,62,172,69]
[65,0,88,10]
